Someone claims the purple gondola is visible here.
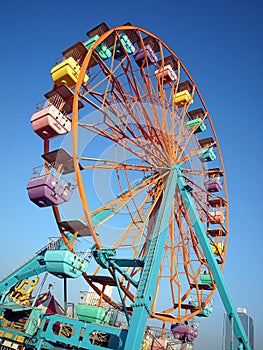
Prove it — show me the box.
[133,44,158,67]
[27,174,72,207]
[204,178,222,192]
[171,322,198,343]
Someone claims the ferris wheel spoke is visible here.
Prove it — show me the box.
[101,37,124,108]
[112,181,165,250]
[179,141,217,167]
[119,59,149,105]
[90,172,166,230]
[177,114,208,163]
[178,199,205,264]
[125,39,172,140]
[79,157,159,172]
[69,170,165,237]
[82,64,190,167]
[173,113,191,161]
[88,51,127,96]
[191,192,227,237]
[98,62,132,109]
[112,194,155,252]
[137,69,164,139]
[177,144,204,165]
[79,120,170,166]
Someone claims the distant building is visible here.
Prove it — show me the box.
[79,284,113,309]
[222,307,254,350]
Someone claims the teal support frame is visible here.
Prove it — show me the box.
[0,236,77,302]
[0,312,128,350]
[0,165,252,350]
[0,245,48,301]
[124,165,178,350]
[176,166,251,350]
[30,314,128,350]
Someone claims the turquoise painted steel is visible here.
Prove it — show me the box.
[0,236,86,302]
[92,247,143,288]
[91,174,156,227]
[0,162,251,349]
[109,259,142,287]
[0,307,42,348]
[32,314,128,350]
[176,166,251,350]
[25,308,43,336]
[0,323,31,344]
[0,311,127,350]
[92,209,115,226]
[92,247,116,269]
[113,268,131,324]
[0,245,47,301]
[123,166,178,350]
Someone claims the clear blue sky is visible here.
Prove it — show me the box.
[0,1,262,349]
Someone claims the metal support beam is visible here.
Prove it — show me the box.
[0,246,47,301]
[124,166,178,350]
[177,166,251,350]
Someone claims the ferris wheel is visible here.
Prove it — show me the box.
[28,23,228,325]
[24,24,236,350]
